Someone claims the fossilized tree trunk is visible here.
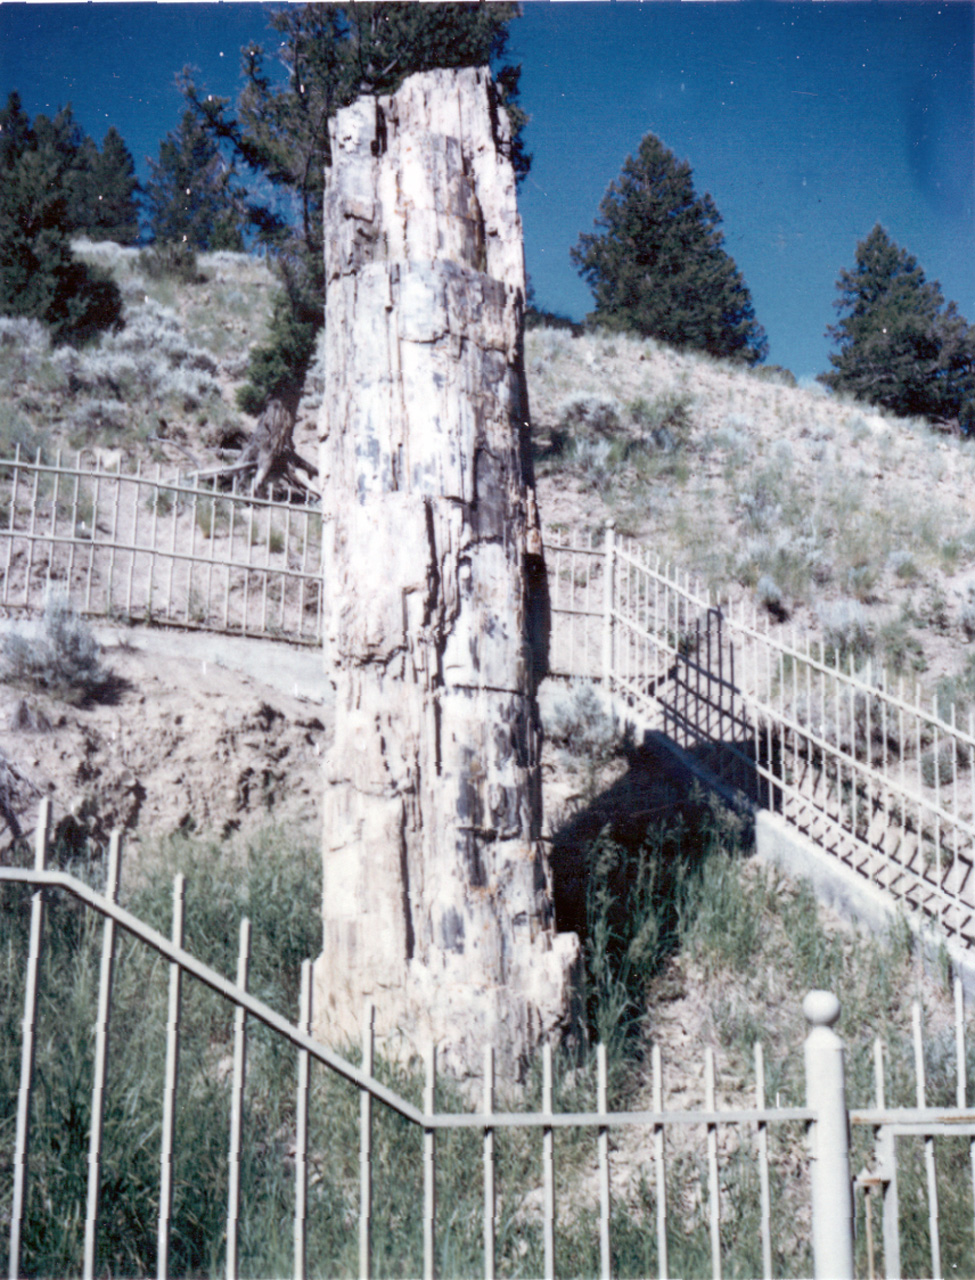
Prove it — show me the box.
[315,67,577,1076]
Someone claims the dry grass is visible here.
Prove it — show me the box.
[527,325,975,702]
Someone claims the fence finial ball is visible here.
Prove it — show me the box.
[803,990,841,1028]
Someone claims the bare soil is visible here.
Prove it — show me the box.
[0,634,329,868]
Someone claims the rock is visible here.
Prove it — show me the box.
[315,67,578,1079]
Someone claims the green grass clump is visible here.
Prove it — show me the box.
[0,826,322,1278]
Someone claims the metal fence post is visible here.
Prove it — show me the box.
[602,521,616,692]
[9,798,50,1280]
[804,991,854,1280]
[84,830,122,1280]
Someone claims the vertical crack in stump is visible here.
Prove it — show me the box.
[316,67,578,1077]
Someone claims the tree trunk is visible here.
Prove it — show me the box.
[315,67,577,1078]
[236,396,319,496]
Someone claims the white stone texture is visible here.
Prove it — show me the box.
[315,67,577,1077]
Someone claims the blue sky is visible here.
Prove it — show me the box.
[1,2,973,380]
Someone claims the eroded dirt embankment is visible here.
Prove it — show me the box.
[0,624,330,861]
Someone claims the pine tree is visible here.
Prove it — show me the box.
[819,224,975,426]
[571,132,767,365]
[145,110,247,252]
[179,2,526,412]
[0,91,33,169]
[85,127,140,244]
[0,92,122,343]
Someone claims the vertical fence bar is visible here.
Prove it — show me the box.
[602,521,615,692]
[83,830,122,1280]
[424,1044,436,1280]
[148,467,161,622]
[483,1045,495,1280]
[157,873,185,1280]
[23,452,41,609]
[293,961,312,1280]
[803,991,854,1280]
[2,444,19,607]
[66,458,80,601]
[874,1037,901,1280]
[167,471,178,623]
[206,481,218,629]
[653,1043,668,1280]
[597,1043,611,1280]
[542,1041,555,1280]
[261,501,271,635]
[226,918,251,1280]
[243,504,254,632]
[46,449,60,600]
[957,977,975,1259]
[105,462,120,615]
[359,1002,374,1280]
[8,798,50,1280]
[705,1047,721,1280]
[755,1042,772,1280]
[224,487,235,631]
[914,1001,942,1279]
[126,463,139,614]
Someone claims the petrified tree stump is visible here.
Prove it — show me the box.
[315,67,577,1076]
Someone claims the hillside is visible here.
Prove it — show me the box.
[5,239,973,711]
[4,242,975,849]
[528,325,975,704]
[3,247,974,1278]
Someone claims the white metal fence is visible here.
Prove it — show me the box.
[5,451,975,954]
[544,525,975,954]
[0,449,322,643]
[6,803,975,1279]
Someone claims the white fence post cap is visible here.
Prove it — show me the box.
[803,990,840,1028]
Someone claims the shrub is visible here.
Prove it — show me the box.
[888,550,920,583]
[754,363,797,387]
[545,680,620,763]
[627,390,693,451]
[1,596,113,703]
[138,240,204,284]
[756,574,786,618]
[921,740,971,788]
[961,598,975,640]
[67,397,128,442]
[52,299,221,411]
[935,654,975,722]
[817,598,872,665]
[556,394,622,437]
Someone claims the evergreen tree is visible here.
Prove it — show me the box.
[145,110,247,252]
[0,92,122,343]
[819,224,975,426]
[85,127,140,244]
[180,2,526,412]
[571,132,767,365]
[0,91,33,169]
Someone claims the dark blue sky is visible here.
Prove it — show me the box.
[1,2,972,380]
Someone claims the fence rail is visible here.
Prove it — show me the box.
[5,451,975,952]
[0,448,322,643]
[544,525,975,955]
[5,806,975,1277]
